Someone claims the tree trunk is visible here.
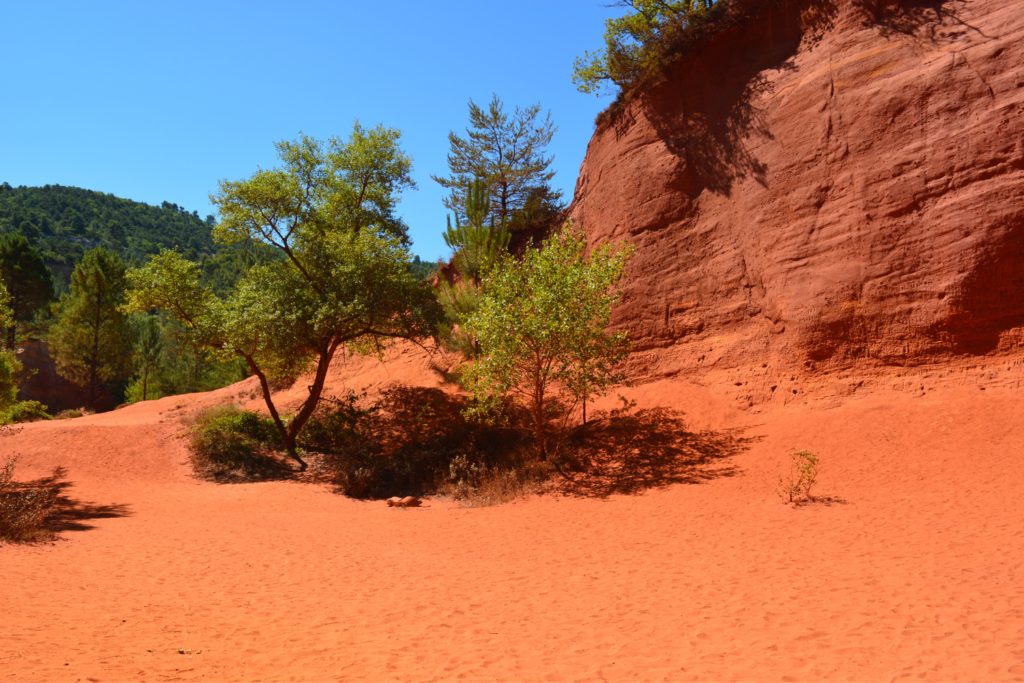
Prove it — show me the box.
[89,287,102,410]
[142,368,148,401]
[242,354,307,472]
[284,341,339,462]
[533,366,547,460]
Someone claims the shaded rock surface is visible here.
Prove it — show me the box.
[569,0,1024,409]
[16,339,105,412]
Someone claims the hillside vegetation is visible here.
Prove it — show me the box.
[0,183,264,293]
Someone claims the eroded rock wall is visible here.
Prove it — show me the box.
[570,0,1024,408]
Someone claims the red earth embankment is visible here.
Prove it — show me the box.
[570,0,1024,409]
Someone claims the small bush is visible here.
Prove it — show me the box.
[54,408,90,420]
[776,449,821,503]
[1,401,52,424]
[185,405,283,481]
[0,458,58,543]
[309,384,550,504]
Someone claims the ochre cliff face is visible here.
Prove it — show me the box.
[570,0,1024,408]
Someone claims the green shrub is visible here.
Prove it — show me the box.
[572,0,724,99]
[0,457,58,543]
[185,405,282,481]
[1,401,52,424]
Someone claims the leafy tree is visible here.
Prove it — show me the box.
[134,315,163,401]
[125,129,442,469]
[0,234,54,347]
[61,207,86,236]
[324,120,417,242]
[431,94,559,229]
[573,0,716,97]
[50,248,135,409]
[463,222,633,458]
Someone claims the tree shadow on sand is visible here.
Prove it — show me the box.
[19,467,132,533]
[852,0,988,41]
[554,407,759,499]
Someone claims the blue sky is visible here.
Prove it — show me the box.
[1,1,626,261]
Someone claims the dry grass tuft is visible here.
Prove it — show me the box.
[0,457,58,543]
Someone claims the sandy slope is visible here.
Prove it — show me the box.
[1,376,1022,681]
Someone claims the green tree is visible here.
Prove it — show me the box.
[431,94,559,229]
[133,315,163,401]
[437,175,511,358]
[50,248,135,409]
[19,221,41,242]
[125,128,441,469]
[462,222,633,458]
[0,280,19,410]
[0,234,54,348]
[573,0,715,97]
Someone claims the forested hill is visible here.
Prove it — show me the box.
[0,182,217,266]
[0,182,435,290]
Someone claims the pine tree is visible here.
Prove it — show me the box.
[134,315,163,401]
[431,94,559,228]
[437,176,511,358]
[50,248,135,409]
[441,175,510,285]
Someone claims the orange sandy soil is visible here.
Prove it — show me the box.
[1,374,1022,682]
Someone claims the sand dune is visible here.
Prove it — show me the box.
[2,381,1022,682]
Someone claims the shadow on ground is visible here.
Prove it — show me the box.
[21,468,132,533]
[555,407,758,498]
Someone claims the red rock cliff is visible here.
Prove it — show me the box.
[570,0,1024,408]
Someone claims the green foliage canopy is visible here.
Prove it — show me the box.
[0,182,259,297]
[126,128,441,469]
[573,0,716,97]
[211,123,416,247]
[50,248,135,409]
[0,234,54,347]
[0,281,17,411]
[431,95,559,229]
[462,222,634,457]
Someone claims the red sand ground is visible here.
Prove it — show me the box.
[2,373,1023,682]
